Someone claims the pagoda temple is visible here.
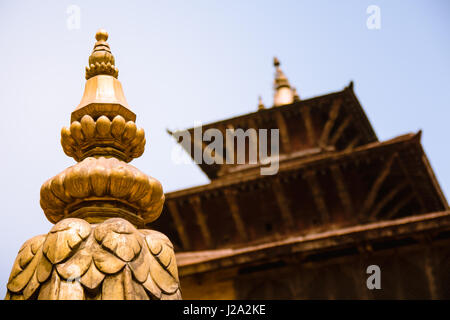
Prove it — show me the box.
[157,58,450,299]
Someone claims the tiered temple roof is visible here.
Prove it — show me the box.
[153,59,449,293]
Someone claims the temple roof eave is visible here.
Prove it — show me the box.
[163,131,421,200]
[176,210,450,277]
[169,88,352,135]
[168,85,378,180]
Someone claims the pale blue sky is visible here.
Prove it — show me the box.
[0,0,449,297]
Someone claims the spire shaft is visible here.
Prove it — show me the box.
[42,30,163,227]
[85,29,119,80]
[273,57,295,107]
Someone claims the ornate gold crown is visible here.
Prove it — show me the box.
[40,30,164,228]
[61,115,145,162]
[85,29,119,80]
[5,30,180,301]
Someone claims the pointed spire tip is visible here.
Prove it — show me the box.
[258,95,265,110]
[273,56,295,106]
[85,29,118,80]
[273,57,280,67]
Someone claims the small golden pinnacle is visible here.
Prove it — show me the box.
[95,29,108,41]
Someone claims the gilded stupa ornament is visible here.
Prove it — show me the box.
[257,96,265,110]
[273,57,295,107]
[5,30,181,300]
[85,29,119,80]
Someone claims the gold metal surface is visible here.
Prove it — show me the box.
[40,157,164,226]
[73,75,135,122]
[257,96,265,110]
[85,29,119,80]
[5,29,181,300]
[273,57,295,107]
[72,29,134,123]
[6,218,181,300]
[61,114,145,162]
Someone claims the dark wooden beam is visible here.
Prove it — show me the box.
[225,124,236,164]
[202,130,225,165]
[329,116,351,146]
[330,164,353,215]
[325,269,337,299]
[272,177,295,230]
[345,136,360,151]
[286,272,303,298]
[274,111,291,153]
[214,124,231,177]
[351,258,371,299]
[301,106,316,146]
[189,196,213,248]
[319,98,341,147]
[393,255,405,299]
[167,200,191,250]
[368,181,408,221]
[397,157,427,212]
[247,118,259,162]
[360,153,398,220]
[303,170,330,223]
[384,193,414,220]
[424,246,438,299]
[224,189,247,241]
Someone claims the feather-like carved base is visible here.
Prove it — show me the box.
[5,218,181,300]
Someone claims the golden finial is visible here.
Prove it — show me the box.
[95,28,108,41]
[273,57,294,107]
[258,96,265,110]
[73,29,135,123]
[85,29,119,80]
[273,56,289,85]
[273,56,280,67]
[5,29,181,301]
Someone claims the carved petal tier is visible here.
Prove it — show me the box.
[61,114,146,162]
[85,29,118,80]
[40,157,164,227]
[5,218,181,300]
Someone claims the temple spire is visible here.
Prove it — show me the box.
[273,57,294,107]
[5,28,181,301]
[54,29,158,226]
[258,95,265,110]
[73,29,134,123]
[85,29,119,80]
